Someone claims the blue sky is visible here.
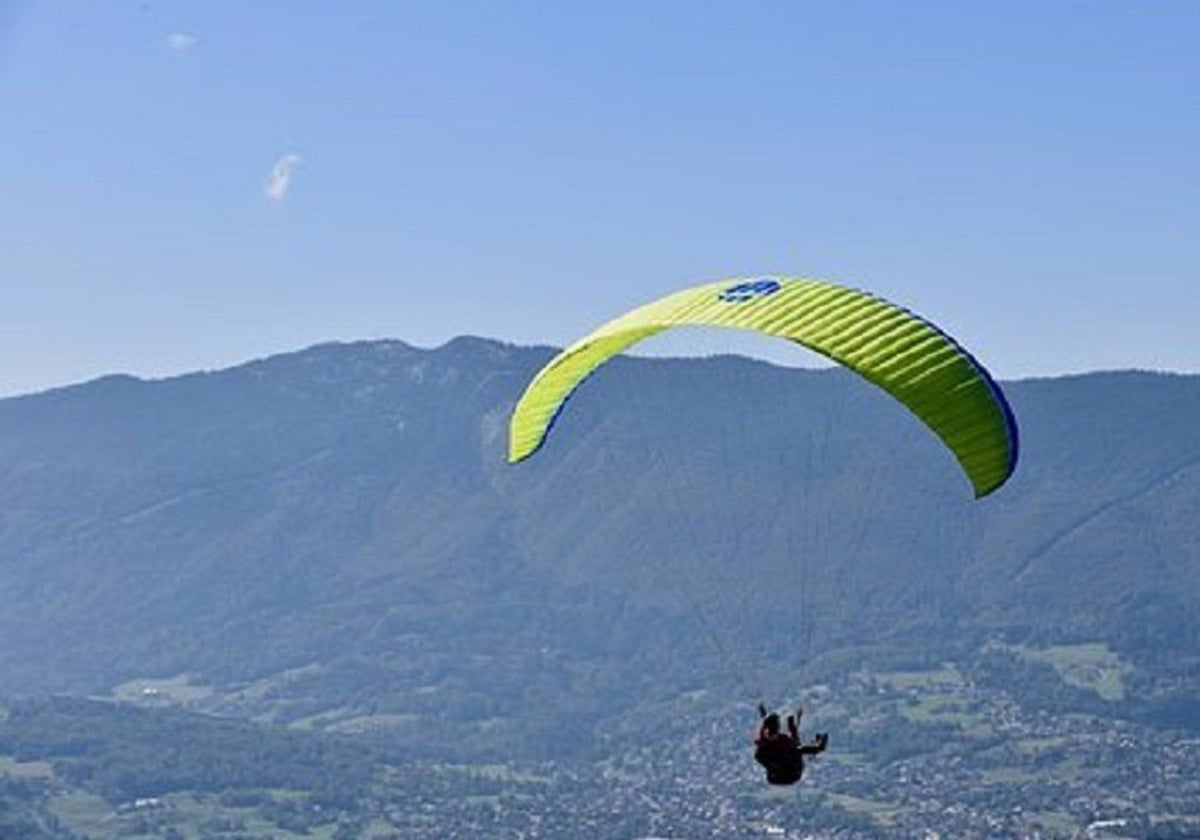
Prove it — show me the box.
[2,1,1197,395]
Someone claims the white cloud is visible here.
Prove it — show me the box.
[264,154,302,203]
[165,32,199,53]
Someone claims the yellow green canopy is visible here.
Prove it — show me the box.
[508,276,1018,497]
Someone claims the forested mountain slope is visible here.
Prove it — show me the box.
[1,339,1196,755]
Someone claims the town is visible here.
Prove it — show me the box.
[32,657,1197,840]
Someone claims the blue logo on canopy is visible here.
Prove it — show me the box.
[718,278,782,303]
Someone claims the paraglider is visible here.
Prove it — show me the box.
[754,703,828,786]
[508,275,1017,497]
[506,275,1019,785]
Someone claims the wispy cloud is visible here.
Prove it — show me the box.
[264,154,302,203]
[165,32,199,53]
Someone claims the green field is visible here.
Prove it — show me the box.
[1011,642,1133,701]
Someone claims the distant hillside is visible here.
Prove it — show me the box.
[1,338,1197,757]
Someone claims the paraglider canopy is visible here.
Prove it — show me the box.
[508,276,1018,497]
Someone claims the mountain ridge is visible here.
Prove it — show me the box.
[1,337,1197,756]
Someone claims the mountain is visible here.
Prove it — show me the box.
[1,337,1198,758]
